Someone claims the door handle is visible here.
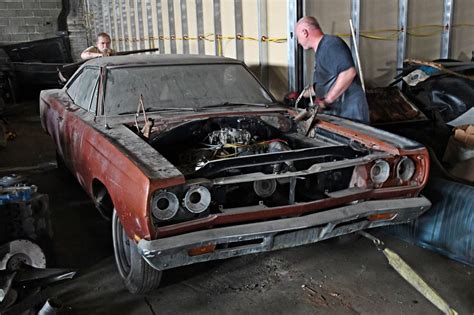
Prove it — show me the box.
[57,116,63,122]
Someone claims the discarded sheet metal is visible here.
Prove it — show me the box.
[0,240,46,271]
[366,87,427,124]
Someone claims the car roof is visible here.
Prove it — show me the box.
[83,54,243,67]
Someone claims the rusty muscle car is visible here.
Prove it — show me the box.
[40,55,430,294]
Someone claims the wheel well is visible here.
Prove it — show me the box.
[92,179,114,220]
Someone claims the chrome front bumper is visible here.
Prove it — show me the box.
[138,196,431,271]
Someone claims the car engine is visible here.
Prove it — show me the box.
[149,117,295,175]
[139,116,356,219]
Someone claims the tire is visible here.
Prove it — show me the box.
[112,209,162,294]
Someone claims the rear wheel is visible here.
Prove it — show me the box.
[112,209,162,294]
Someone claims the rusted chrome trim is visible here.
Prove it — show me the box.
[139,196,430,270]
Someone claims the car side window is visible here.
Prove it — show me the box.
[67,68,100,112]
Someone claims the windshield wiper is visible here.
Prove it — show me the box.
[201,102,278,109]
[118,107,197,115]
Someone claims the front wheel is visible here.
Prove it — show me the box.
[112,209,162,294]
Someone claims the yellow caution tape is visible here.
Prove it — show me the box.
[105,22,474,45]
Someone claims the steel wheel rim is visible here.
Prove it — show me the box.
[113,211,131,279]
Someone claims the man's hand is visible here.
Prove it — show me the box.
[315,97,328,109]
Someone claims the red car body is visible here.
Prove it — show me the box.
[40,55,430,293]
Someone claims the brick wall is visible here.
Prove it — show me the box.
[0,0,62,45]
[67,0,89,61]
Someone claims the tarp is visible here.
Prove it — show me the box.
[382,177,474,267]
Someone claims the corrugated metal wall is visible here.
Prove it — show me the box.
[84,0,473,98]
[84,0,288,98]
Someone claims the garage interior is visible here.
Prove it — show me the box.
[0,0,473,314]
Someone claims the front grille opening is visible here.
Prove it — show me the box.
[211,167,355,212]
[216,238,264,250]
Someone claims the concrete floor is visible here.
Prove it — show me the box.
[1,102,473,314]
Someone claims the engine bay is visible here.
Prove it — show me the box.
[149,116,301,175]
[125,115,367,222]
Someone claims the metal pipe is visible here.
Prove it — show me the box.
[196,0,205,54]
[157,0,165,52]
[258,0,268,87]
[234,0,244,60]
[441,0,454,59]
[168,0,176,54]
[213,0,222,56]
[350,0,360,61]
[180,0,189,54]
[396,0,408,89]
[287,0,297,92]
[349,19,366,92]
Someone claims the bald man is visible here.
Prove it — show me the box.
[296,16,369,124]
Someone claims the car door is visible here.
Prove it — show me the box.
[62,67,100,171]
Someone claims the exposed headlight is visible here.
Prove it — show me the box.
[370,160,390,184]
[183,186,211,213]
[253,179,277,198]
[396,156,416,181]
[151,191,179,220]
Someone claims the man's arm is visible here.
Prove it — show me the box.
[80,50,103,60]
[324,67,356,104]
[80,47,113,60]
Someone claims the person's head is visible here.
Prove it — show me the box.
[295,16,323,50]
[95,32,111,52]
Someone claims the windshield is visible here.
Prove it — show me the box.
[104,63,274,115]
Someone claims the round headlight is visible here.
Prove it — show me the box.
[396,156,416,181]
[151,191,179,220]
[370,160,390,184]
[183,186,211,213]
[253,179,277,198]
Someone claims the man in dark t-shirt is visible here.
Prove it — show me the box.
[295,16,369,124]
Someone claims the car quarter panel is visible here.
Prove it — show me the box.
[41,90,185,240]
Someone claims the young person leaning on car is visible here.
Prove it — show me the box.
[81,32,116,60]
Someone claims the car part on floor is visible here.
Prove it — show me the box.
[0,248,76,314]
[0,175,52,248]
[0,240,46,271]
[0,271,16,303]
[38,298,62,315]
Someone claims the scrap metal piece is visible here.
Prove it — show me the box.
[0,240,46,271]
[15,266,76,284]
[0,175,23,187]
[38,298,62,315]
[0,271,16,303]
